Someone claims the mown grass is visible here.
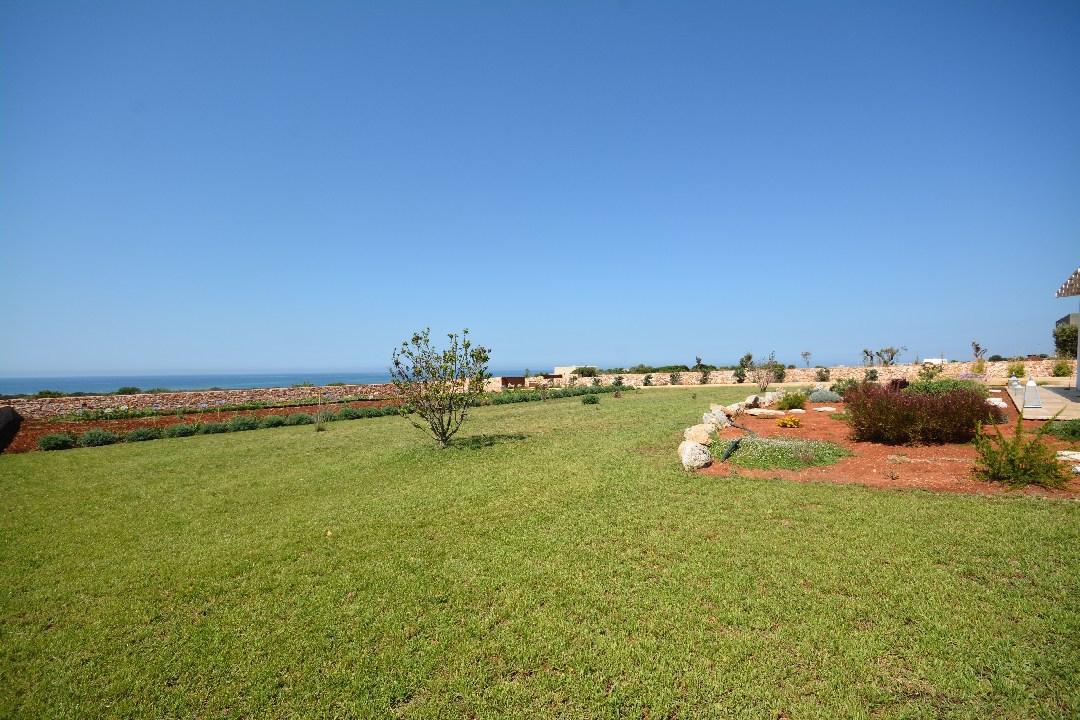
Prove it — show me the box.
[1,387,1078,718]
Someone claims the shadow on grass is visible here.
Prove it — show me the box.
[449,433,529,450]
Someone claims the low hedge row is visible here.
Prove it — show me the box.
[36,387,620,451]
[845,383,1002,445]
[52,394,384,422]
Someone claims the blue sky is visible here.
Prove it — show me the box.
[2,1,1078,376]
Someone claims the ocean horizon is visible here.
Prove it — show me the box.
[0,369,536,396]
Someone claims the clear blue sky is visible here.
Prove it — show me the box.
[2,1,1078,376]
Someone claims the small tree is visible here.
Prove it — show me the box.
[801,351,812,367]
[1053,324,1078,359]
[733,352,753,383]
[668,371,682,386]
[971,341,986,360]
[390,328,490,448]
[875,346,906,366]
[862,349,875,367]
[749,351,782,393]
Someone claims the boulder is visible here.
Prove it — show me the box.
[678,441,712,470]
[702,411,730,429]
[684,424,715,444]
[724,403,744,416]
[745,395,761,408]
[744,408,785,418]
[1056,450,1080,462]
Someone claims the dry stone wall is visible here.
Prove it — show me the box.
[5,384,397,421]
[493,359,1075,390]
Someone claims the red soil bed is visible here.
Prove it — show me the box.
[4,398,400,454]
[700,395,1080,498]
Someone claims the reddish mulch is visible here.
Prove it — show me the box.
[699,395,1080,498]
[4,398,400,454]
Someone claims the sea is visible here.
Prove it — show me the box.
[0,370,531,396]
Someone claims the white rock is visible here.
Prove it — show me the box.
[684,424,715,444]
[1073,465,1080,475]
[724,403,744,416]
[788,408,806,414]
[1056,450,1080,462]
[744,408,785,418]
[814,406,838,413]
[702,411,730,429]
[678,441,712,470]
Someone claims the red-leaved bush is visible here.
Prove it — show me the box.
[845,383,1003,444]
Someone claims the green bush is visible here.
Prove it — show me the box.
[642,374,653,386]
[1045,419,1080,441]
[668,372,681,386]
[771,365,786,383]
[260,415,287,428]
[830,378,859,397]
[809,389,842,403]
[864,369,879,382]
[775,392,807,410]
[227,415,260,432]
[125,427,163,442]
[989,354,1004,362]
[904,378,987,397]
[974,413,1068,488]
[1052,359,1072,377]
[38,432,76,451]
[284,413,313,426]
[582,394,600,405]
[164,423,198,437]
[572,366,599,377]
[198,422,229,434]
[1006,361,1026,378]
[79,429,120,447]
[814,367,830,382]
[114,386,142,395]
[613,375,625,387]
[916,363,943,382]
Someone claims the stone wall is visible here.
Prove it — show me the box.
[5,384,397,421]
[491,359,1075,390]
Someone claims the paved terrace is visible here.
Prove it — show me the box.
[1005,384,1080,421]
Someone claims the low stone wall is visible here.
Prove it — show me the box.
[4,384,397,421]
[489,359,1075,391]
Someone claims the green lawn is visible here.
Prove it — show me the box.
[2,387,1078,718]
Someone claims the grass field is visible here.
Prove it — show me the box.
[2,387,1078,718]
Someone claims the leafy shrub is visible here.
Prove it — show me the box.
[227,415,260,432]
[669,372,681,386]
[125,427,163,442]
[572,366,599,377]
[904,378,987,397]
[699,369,710,384]
[775,392,807,410]
[1052,359,1072,377]
[809,389,841,403]
[79,429,120,447]
[1045,419,1080,441]
[886,378,910,392]
[613,375,625,387]
[733,353,752,384]
[719,437,849,470]
[771,364,786,383]
[199,422,229,434]
[972,358,986,375]
[582,394,600,405]
[591,377,602,387]
[260,414,287,428]
[815,367,830,382]
[114,386,142,395]
[335,407,364,420]
[164,423,198,437]
[643,374,653,386]
[974,413,1068,488]
[916,363,943,382]
[1053,323,1078,359]
[830,378,859,397]
[1006,361,1025,378]
[845,383,1001,445]
[284,413,313,426]
[776,416,801,428]
[38,432,76,451]
[989,354,1004,362]
[864,369,879,382]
